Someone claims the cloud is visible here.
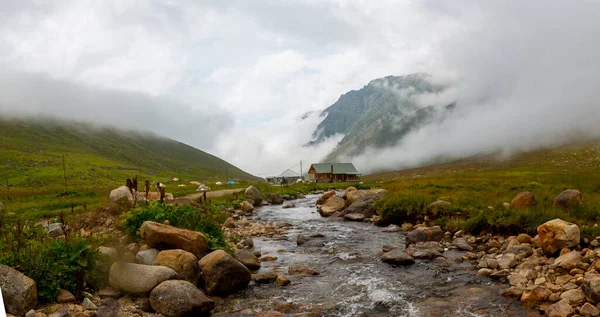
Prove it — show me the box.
[348,1,600,174]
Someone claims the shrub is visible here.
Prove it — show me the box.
[0,220,109,302]
[121,201,229,251]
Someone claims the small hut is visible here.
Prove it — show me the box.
[307,163,360,183]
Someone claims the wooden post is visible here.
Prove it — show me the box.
[62,154,68,191]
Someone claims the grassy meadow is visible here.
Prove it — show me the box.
[367,141,600,238]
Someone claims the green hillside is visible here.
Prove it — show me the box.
[310,73,452,161]
[0,116,260,189]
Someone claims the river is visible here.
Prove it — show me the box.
[214,194,534,317]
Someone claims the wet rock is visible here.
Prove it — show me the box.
[259,255,278,262]
[245,186,263,206]
[380,249,415,266]
[233,250,261,271]
[282,203,295,209]
[56,289,75,303]
[537,218,580,256]
[477,268,493,277]
[136,248,159,265]
[253,271,277,284]
[268,194,284,205]
[452,237,473,251]
[109,262,177,295]
[344,213,364,221]
[96,298,121,317]
[554,189,583,210]
[510,191,536,209]
[140,221,209,258]
[0,265,37,316]
[490,269,511,279]
[149,280,214,317]
[405,226,444,246]
[288,264,320,276]
[318,196,346,217]
[580,302,600,316]
[276,274,291,286]
[343,189,386,218]
[316,191,336,205]
[544,299,573,317]
[427,200,451,216]
[153,249,200,284]
[521,286,550,308]
[382,224,400,232]
[554,251,582,271]
[198,250,251,295]
[297,233,327,247]
[502,286,524,298]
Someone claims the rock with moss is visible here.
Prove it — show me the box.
[0,265,37,316]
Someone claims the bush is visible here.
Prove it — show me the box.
[121,201,229,251]
[0,221,109,302]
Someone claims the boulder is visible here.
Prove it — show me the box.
[554,189,583,210]
[252,271,277,284]
[296,234,328,247]
[268,194,284,205]
[198,250,251,295]
[559,288,585,305]
[545,299,574,317]
[582,274,600,303]
[48,223,64,238]
[233,250,261,271]
[136,248,159,265]
[96,298,121,317]
[241,201,254,213]
[380,249,415,266]
[288,264,320,276]
[343,189,386,217]
[343,187,358,199]
[406,226,444,246]
[510,192,536,209]
[537,219,580,255]
[244,186,263,205]
[149,280,214,317]
[451,237,473,251]
[139,221,209,258]
[345,190,366,206]
[580,302,600,317]
[276,274,291,286]
[109,262,177,295]
[427,200,452,216]
[109,186,145,203]
[0,265,37,316]
[56,289,75,303]
[98,247,118,262]
[554,251,582,271]
[316,191,336,205]
[152,249,200,284]
[344,213,365,222]
[318,196,346,217]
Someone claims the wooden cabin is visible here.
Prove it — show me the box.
[307,163,360,183]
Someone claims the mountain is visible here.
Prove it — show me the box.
[309,73,454,162]
[0,117,260,188]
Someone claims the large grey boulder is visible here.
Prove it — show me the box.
[109,186,146,203]
[233,250,261,271]
[343,189,386,217]
[48,222,64,238]
[198,250,251,295]
[140,221,209,258]
[109,262,177,296]
[149,280,214,317]
[0,265,37,316]
[554,189,583,210]
[380,249,415,266]
[244,186,263,206]
[318,196,346,217]
[136,248,159,265]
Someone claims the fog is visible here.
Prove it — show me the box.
[348,1,600,174]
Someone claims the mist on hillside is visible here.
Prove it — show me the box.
[345,2,600,174]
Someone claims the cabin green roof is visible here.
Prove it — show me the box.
[310,163,359,175]
[278,169,301,177]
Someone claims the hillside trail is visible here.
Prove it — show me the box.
[182,188,245,200]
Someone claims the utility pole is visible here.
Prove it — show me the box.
[62,154,68,191]
[226,167,229,181]
[300,160,303,179]
[178,169,181,185]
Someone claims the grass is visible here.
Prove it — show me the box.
[367,141,600,239]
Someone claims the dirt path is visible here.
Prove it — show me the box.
[182,188,245,200]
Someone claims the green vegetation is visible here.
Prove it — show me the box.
[122,201,229,252]
[0,116,260,191]
[368,142,600,238]
[0,220,109,302]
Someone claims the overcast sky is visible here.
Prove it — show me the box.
[1,1,599,176]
